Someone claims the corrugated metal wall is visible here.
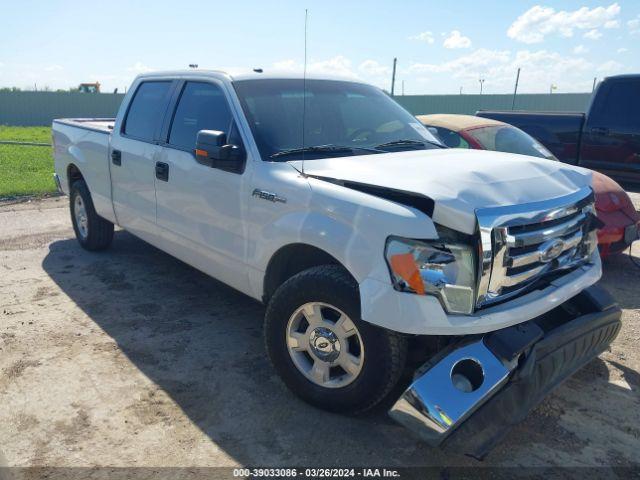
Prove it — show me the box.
[0,91,592,126]
[0,92,125,126]
[395,92,592,116]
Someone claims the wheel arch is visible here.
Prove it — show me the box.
[262,243,359,303]
[67,163,84,190]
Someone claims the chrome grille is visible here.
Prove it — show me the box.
[476,187,596,309]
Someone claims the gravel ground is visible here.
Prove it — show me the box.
[0,193,639,471]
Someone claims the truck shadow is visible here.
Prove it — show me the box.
[600,252,640,310]
[41,231,640,467]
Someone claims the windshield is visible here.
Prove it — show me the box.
[233,79,443,161]
[466,125,556,160]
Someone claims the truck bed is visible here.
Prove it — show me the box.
[52,118,116,224]
[53,118,115,134]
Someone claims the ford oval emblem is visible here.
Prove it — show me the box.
[539,239,565,263]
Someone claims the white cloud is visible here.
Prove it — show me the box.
[408,31,435,44]
[597,60,623,73]
[573,45,588,54]
[271,56,394,88]
[127,61,154,73]
[507,3,621,43]
[272,56,358,79]
[308,56,357,78]
[407,48,596,93]
[358,60,391,76]
[583,29,603,40]
[272,59,298,71]
[629,16,640,35]
[617,47,628,53]
[443,30,472,49]
[44,64,63,72]
[604,19,620,28]
[408,48,510,75]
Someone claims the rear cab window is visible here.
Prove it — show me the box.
[589,79,640,133]
[123,81,173,141]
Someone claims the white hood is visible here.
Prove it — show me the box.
[291,149,592,235]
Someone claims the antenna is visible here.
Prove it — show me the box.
[301,9,308,176]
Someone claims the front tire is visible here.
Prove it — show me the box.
[70,179,114,251]
[264,265,407,414]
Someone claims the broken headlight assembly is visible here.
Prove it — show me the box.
[385,232,477,315]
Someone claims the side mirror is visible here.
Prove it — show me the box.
[195,130,246,172]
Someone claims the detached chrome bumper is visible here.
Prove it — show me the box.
[389,284,621,459]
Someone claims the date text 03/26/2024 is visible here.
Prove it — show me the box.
[233,468,400,478]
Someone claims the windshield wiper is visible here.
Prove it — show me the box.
[270,144,383,159]
[375,139,444,150]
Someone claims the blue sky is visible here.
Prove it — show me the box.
[1,0,639,94]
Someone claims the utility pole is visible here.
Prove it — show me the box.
[390,57,397,96]
[549,84,557,94]
[402,80,405,96]
[511,68,520,110]
[460,86,463,95]
[592,77,597,92]
[479,78,485,95]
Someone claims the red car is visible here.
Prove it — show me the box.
[418,114,640,257]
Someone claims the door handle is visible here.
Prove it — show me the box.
[111,150,122,166]
[155,162,169,182]
[590,127,610,136]
[111,149,122,166]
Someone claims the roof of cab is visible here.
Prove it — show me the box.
[135,69,368,84]
[416,114,505,132]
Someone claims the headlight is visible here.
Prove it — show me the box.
[385,235,476,315]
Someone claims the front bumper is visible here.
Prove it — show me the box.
[389,284,621,459]
[360,254,601,335]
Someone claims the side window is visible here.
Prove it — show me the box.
[169,82,233,150]
[592,80,640,131]
[433,127,470,149]
[124,81,173,141]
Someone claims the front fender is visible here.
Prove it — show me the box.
[248,173,439,331]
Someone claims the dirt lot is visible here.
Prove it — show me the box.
[0,194,639,470]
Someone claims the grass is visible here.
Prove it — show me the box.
[0,126,56,198]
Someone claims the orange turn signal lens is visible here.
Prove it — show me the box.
[195,149,208,157]
[389,252,425,295]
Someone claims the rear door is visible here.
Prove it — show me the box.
[110,80,175,240]
[153,80,251,293]
[580,78,640,180]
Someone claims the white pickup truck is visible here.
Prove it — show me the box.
[53,70,621,457]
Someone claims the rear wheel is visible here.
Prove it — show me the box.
[264,265,407,414]
[70,179,114,251]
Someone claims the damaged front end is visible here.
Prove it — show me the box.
[389,284,622,459]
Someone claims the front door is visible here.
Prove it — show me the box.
[580,78,640,182]
[154,80,250,293]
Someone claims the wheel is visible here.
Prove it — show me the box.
[264,265,407,414]
[70,179,114,251]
